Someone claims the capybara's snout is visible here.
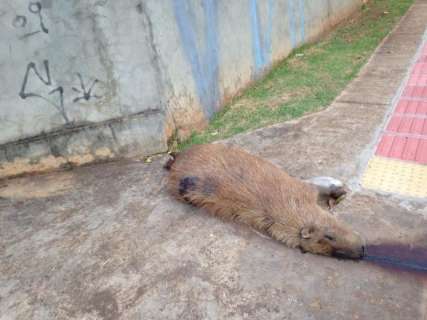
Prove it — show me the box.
[332,244,365,260]
[298,220,365,260]
[331,231,366,260]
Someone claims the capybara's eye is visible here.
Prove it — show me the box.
[325,234,336,241]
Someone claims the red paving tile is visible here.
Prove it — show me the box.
[402,137,420,161]
[397,117,413,133]
[413,63,427,74]
[377,134,427,164]
[409,73,427,86]
[412,118,426,135]
[376,134,395,157]
[403,86,427,99]
[405,100,418,114]
[386,116,401,131]
[395,99,427,115]
[386,116,427,135]
[388,136,407,158]
[395,100,408,113]
[416,101,427,114]
[375,44,427,165]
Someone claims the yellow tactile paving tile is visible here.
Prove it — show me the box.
[362,156,427,198]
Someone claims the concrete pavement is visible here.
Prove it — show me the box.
[1,1,427,319]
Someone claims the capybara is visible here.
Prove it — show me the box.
[166,143,365,259]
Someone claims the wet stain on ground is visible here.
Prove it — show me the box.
[363,243,427,275]
[84,289,120,320]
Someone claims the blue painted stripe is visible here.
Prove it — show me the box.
[250,0,263,71]
[250,0,274,72]
[298,0,305,43]
[202,0,219,114]
[265,0,274,64]
[287,0,296,48]
[288,0,305,48]
[173,0,219,117]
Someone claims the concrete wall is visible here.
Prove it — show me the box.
[0,0,361,178]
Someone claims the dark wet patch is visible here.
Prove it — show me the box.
[363,243,427,275]
[255,124,293,140]
[179,176,199,196]
[136,2,143,14]
[84,289,119,320]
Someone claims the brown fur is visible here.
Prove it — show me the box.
[166,143,364,259]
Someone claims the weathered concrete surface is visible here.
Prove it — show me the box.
[0,0,362,178]
[1,2,427,320]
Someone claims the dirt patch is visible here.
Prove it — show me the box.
[83,290,120,320]
[0,171,75,199]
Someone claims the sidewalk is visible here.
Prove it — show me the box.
[362,33,427,198]
[1,2,427,319]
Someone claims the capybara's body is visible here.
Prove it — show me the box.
[166,143,364,259]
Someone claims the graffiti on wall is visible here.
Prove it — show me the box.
[72,73,102,103]
[19,60,104,124]
[10,1,105,124]
[19,60,68,122]
[12,1,49,40]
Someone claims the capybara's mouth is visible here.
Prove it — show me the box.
[332,247,365,260]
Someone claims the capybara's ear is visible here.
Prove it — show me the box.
[300,226,315,239]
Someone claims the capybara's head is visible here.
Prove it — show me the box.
[298,217,365,259]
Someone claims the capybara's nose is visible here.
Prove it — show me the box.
[361,245,366,257]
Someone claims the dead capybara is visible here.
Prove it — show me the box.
[166,143,365,259]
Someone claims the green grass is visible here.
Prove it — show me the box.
[178,0,414,150]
